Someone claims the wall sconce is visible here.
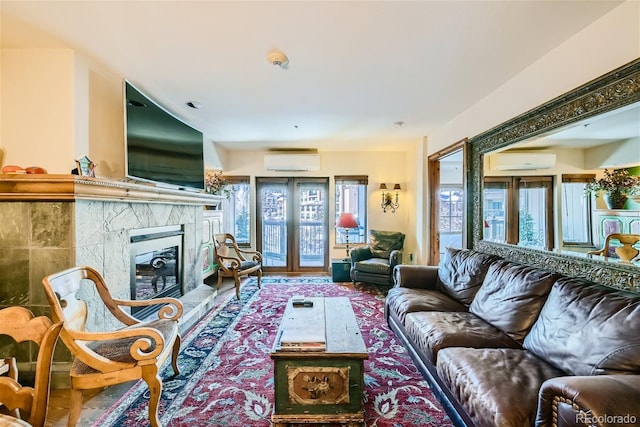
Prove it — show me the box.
[380,183,401,213]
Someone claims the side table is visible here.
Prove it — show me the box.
[331,258,351,282]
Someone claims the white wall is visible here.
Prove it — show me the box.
[224,149,411,261]
[1,48,77,172]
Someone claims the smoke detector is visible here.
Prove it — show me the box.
[267,50,289,69]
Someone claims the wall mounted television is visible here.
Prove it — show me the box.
[124,80,205,191]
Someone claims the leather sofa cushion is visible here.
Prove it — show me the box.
[523,277,640,376]
[437,248,500,306]
[436,347,564,427]
[386,287,466,323]
[404,312,520,363]
[354,258,391,274]
[469,260,558,343]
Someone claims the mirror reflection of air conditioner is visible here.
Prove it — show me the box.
[264,153,321,172]
[490,152,556,171]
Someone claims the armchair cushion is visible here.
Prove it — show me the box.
[368,230,405,258]
[240,260,260,270]
[353,258,392,275]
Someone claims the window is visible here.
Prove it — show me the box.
[483,176,554,250]
[335,176,368,245]
[222,176,251,245]
[561,174,595,247]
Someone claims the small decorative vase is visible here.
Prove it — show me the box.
[603,191,628,210]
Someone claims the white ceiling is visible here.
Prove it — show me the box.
[0,1,623,152]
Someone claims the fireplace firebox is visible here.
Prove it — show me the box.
[130,226,184,319]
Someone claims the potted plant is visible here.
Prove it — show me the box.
[585,168,640,209]
[205,170,230,197]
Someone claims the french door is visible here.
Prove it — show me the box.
[256,177,329,272]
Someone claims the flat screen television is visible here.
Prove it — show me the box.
[124,81,205,191]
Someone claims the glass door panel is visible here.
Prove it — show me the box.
[259,181,287,267]
[297,182,327,268]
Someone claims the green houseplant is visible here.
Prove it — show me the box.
[585,168,640,209]
[205,170,230,197]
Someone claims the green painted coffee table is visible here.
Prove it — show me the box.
[270,296,368,426]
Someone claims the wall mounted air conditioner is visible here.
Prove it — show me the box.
[490,152,556,171]
[264,153,321,172]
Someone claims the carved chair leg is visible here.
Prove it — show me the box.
[256,269,262,289]
[171,335,181,376]
[234,272,241,299]
[142,366,163,427]
[67,388,83,427]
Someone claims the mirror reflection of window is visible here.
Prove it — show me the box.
[519,182,550,249]
[561,175,595,248]
[483,176,554,250]
[483,182,508,243]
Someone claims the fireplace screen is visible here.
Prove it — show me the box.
[134,246,178,300]
[130,229,183,319]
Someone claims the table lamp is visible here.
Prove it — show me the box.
[336,212,359,259]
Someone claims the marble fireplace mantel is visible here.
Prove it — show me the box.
[0,174,221,205]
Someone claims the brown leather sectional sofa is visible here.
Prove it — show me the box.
[385,248,640,427]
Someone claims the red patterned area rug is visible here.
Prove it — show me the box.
[93,277,453,426]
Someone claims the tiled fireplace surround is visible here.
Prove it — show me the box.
[0,175,222,384]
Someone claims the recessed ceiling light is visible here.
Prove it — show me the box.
[394,121,404,128]
[186,101,201,109]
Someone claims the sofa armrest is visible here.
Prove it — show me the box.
[389,249,402,267]
[537,375,640,427]
[392,265,439,290]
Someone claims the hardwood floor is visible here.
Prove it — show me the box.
[45,277,236,427]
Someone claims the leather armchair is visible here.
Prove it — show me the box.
[350,230,405,286]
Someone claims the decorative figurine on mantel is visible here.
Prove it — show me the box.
[74,156,96,177]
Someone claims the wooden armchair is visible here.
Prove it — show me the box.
[0,307,62,427]
[41,266,183,427]
[214,233,262,299]
[588,233,640,263]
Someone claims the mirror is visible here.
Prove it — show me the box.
[468,58,640,290]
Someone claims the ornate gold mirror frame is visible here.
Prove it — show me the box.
[468,58,640,291]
